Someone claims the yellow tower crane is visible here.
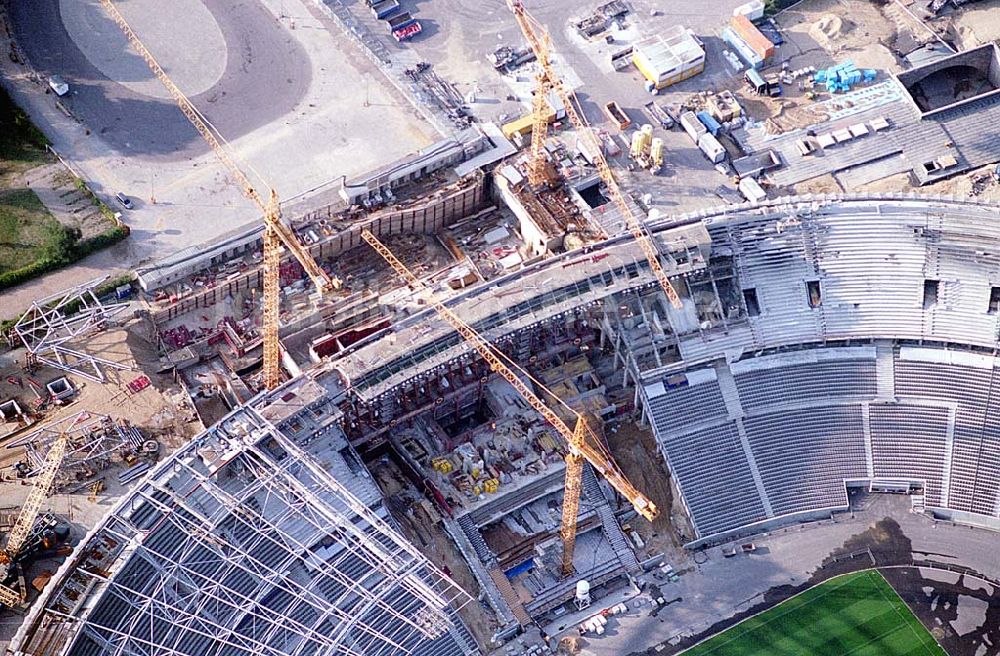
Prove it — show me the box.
[99,0,339,391]
[0,433,69,607]
[508,0,684,310]
[362,229,656,576]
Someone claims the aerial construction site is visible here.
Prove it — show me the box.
[3,0,1000,654]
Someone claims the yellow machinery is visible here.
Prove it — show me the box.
[99,0,339,391]
[507,0,684,311]
[0,434,69,607]
[362,230,656,576]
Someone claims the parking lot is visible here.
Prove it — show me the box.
[378,0,752,214]
[4,0,439,267]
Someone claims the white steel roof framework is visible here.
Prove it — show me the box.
[11,403,474,656]
[13,276,131,383]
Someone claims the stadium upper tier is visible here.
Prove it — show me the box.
[334,195,1000,399]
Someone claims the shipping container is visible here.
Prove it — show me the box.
[722,27,764,69]
[386,12,416,31]
[680,111,706,143]
[730,14,774,60]
[631,26,705,90]
[695,111,722,136]
[370,0,399,19]
[698,133,726,163]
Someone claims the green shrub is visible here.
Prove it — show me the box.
[763,0,801,14]
[73,224,130,259]
[0,224,130,293]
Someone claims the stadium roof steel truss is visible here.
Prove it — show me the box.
[5,411,124,479]
[13,276,131,383]
[14,400,472,656]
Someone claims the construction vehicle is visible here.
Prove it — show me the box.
[99,0,340,391]
[0,431,70,608]
[507,0,684,311]
[87,479,105,503]
[362,229,656,577]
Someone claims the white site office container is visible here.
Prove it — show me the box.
[698,132,726,163]
[680,111,707,143]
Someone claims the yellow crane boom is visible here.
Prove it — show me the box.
[361,229,656,575]
[100,0,338,389]
[508,0,683,310]
[0,432,70,607]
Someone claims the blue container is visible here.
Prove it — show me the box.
[696,110,722,136]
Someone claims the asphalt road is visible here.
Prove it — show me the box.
[9,0,311,161]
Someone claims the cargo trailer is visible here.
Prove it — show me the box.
[371,0,399,19]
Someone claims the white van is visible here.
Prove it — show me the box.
[48,75,69,97]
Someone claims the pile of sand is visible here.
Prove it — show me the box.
[809,13,854,48]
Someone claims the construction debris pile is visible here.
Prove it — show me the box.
[573,0,628,38]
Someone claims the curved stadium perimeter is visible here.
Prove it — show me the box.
[11,194,1000,655]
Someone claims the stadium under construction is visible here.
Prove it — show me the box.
[10,193,1000,656]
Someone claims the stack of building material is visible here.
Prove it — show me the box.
[813,60,877,93]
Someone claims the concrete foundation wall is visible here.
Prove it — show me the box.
[896,43,1000,118]
[150,174,489,325]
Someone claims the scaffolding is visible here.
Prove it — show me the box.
[10,392,476,656]
[12,276,131,383]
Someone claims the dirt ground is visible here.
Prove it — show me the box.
[604,420,688,561]
[369,458,498,651]
[0,319,203,465]
[855,162,1000,200]
[951,0,1000,49]
[882,567,1000,656]
[776,0,899,67]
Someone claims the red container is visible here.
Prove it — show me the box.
[730,14,774,60]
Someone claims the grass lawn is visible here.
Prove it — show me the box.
[0,188,67,274]
[683,571,947,656]
[0,85,50,181]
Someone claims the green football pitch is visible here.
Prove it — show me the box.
[682,570,947,656]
